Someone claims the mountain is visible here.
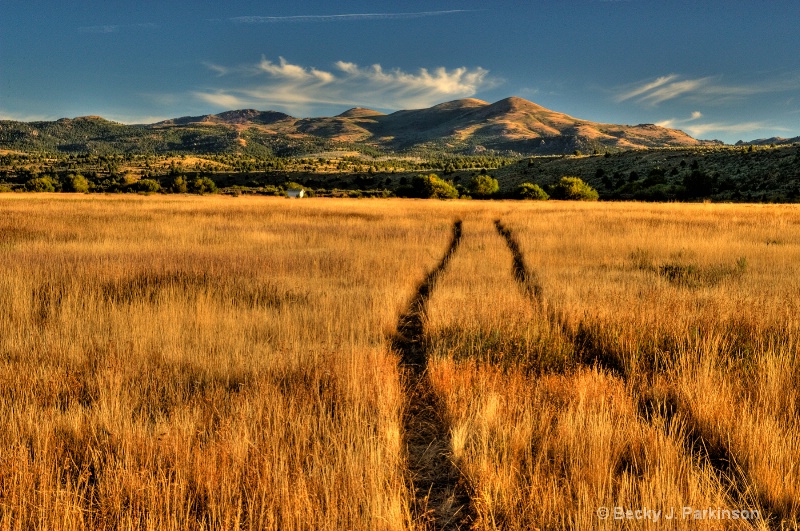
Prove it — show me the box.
[365,96,713,153]
[155,109,293,126]
[736,136,800,146]
[0,97,720,156]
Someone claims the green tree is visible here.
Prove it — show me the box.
[63,173,89,193]
[549,176,599,201]
[191,177,218,195]
[515,182,549,200]
[25,177,56,192]
[171,176,188,193]
[682,170,714,198]
[468,175,500,197]
[134,179,161,194]
[404,174,458,199]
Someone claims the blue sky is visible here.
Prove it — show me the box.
[2,0,799,143]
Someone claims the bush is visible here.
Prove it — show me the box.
[134,179,161,194]
[468,175,499,197]
[400,174,458,199]
[260,185,282,196]
[25,177,56,192]
[191,177,218,195]
[515,182,549,200]
[63,173,89,193]
[171,176,188,193]
[283,181,304,191]
[549,176,599,201]
[682,169,714,199]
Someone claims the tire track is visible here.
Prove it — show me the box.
[392,220,473,530]
[494,219,786,528]
[494,219,625,376]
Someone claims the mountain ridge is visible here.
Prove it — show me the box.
[0,96,723,155]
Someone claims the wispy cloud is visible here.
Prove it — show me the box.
[194,56,496,115]
[229,10,475,24]
[78,22,157,34]
[682,122,787,137]
[656,111,787,138]
[617,73,800,106]
[654,110,703,129]
[616,75,679,102]
[0,110,56,122]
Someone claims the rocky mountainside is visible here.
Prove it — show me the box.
[0,97,720,156]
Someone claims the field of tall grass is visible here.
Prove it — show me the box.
[1,195,798,529]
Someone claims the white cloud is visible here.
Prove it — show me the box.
[617,74,800,106]
[229,10,475,24]
[0,110,55,122]
[616,74,679,102]
[203,63,230,77]
[78,25,119,34]
[655,111,703,129]
[195,92,249,109]
[656,111,787,138]
[193,56,495,114]
[78,22,157,34]
[682,122,788,137]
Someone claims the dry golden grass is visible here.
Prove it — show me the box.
[424,211,747,530]
[1,196,799,529]
[0,195,462,530]
[502,203,800,523]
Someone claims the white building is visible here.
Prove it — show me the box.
[287,188,305,198]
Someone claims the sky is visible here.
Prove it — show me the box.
[1,0,799,144]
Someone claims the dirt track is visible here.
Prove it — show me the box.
[494,219,786,528]
[392,220,473,530]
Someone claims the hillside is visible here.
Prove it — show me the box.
[0,97,719,156]
[736,136,800,146]
[494,144,800,202]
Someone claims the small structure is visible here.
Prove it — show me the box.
[286,188,305,198]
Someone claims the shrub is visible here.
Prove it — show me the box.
[171,176,188,193]
[468,175,499,197]
[404,174,458,199]
[682,169,714,199]
[260,185,282,196]
[63,173,89,193]
[134,179,161,194]
[283,181,304,191]
[549,176,599,201]
[25,177,56,192]
[191,177,218,195]
[515,182,549,200]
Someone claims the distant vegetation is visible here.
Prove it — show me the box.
[497,144,800,203]
[1,142,799,202]
[515,182,549,200]
[548,176,599,201]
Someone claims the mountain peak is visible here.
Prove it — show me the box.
[427,98,489,111]
[336,107,385,118]
[490,96,546,113]
[214,109,293,125]
[74,115,112,122]
[156,109,293,126]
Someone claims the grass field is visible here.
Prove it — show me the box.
[1,195,799,530]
